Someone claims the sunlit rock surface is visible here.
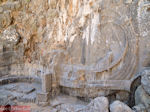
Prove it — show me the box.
[0,0,150,111]
[0,0,149,95]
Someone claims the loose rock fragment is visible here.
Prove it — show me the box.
[110,100,133,112]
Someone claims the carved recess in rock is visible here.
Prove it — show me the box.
[59,0,139,97]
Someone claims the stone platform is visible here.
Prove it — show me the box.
[0,76,42,105]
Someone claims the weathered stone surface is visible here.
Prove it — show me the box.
[110,100,133,112]
[132,104,147,112]
[55,97,108,112]
[0,25,20,45]
[37,101,49,107]
[82,97,109,112]
[57,0,139,97]
[0,0,143,92]
[1,1,21,11]
[0,82,41,103]
[0,11,12,31]
[36,92,50,103]
[116,91,130,103]
[16,84,35,94]
[137,0,150,67]
[135,86,150,109]
[42,74,52,93]
[56,104,84,112]
[141,69,150,95]
[0,7,3,13]
[18,91,36,103]
[0,0,149,109]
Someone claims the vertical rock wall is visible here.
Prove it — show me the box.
[0,0,149,97]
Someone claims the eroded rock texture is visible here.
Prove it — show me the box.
[110,100,133,112]
[0,0,149,102]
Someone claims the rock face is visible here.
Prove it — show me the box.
[0,25,20,45]
[135,85,150,109]
[141,69,150,95]
[0,0,150,108]
[59,0,139,97]
[133,69,150,112]
[110,100,133,112]
[82,97,109,112]
[55,97,109,112]
[132,104,147,112]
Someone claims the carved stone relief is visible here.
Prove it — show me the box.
[59,0,139,97]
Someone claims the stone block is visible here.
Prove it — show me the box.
[36,92,50,102]
[42,74,52,93]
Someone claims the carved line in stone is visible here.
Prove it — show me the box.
[109,23,138,80]
[95,22,128,73]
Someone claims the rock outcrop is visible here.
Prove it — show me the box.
[141,69,150,95]
[132,104,147,112]
[110,100,133,112]
[81,97,109,112]
[55,97,109,112]
[0,0,150,112]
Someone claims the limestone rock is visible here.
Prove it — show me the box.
[55,97,108,112]
[135,85,150,109]
[82,97,109,112]
[41,74,52,93]
[0,0,142,93]
[56,104,84,112]
[0,1,150,110]
[116,91,130,103]
[137,0,150,67]
[0,11,12,31]
[132,104,147,112]
[1,1,21,11]
[36,92,50,103]
[124,0,132,4]
[110,101,133,112]
[141,69,150,95]
[0,25,20,45]
[0,7,3,13]
[16,84,35,94]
